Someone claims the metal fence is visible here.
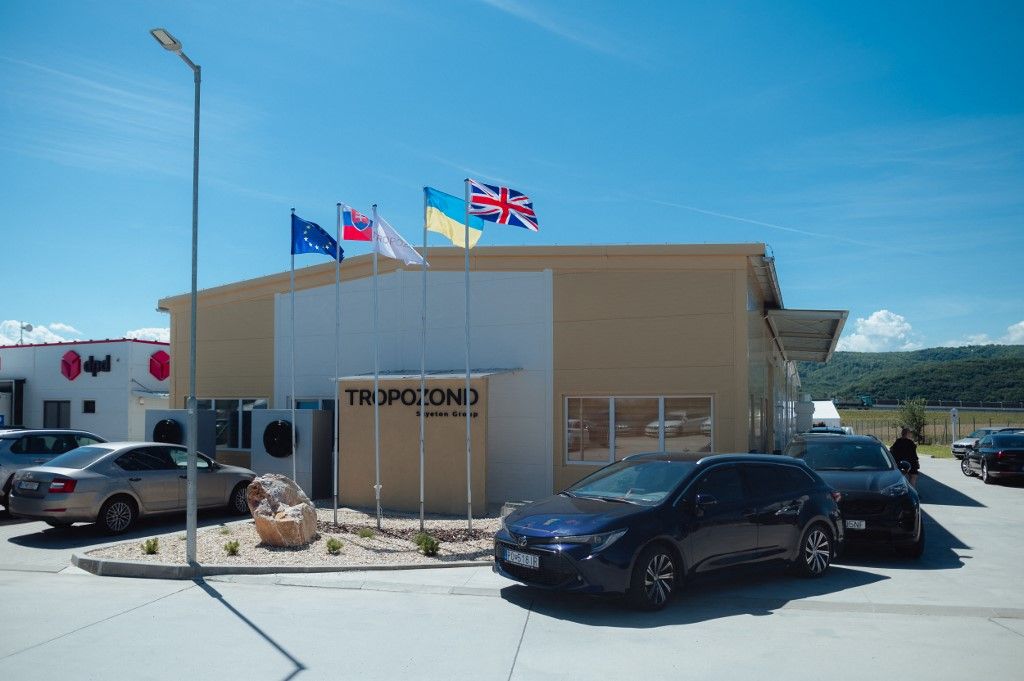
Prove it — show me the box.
[850,416,1024,445]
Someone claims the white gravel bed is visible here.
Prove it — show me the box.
[87,507,499,568]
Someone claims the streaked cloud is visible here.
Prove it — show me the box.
[479,0,639,61]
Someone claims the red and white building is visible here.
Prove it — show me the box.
[0,339,170,440]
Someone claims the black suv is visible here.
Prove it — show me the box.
[785,434,924,558]
[495,452,844,610]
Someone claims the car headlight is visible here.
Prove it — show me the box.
[554,529,627,553]
[500,516,509,533]
[881,481,910,497]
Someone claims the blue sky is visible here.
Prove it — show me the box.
[1,1,1022,350]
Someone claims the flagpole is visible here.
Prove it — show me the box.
[289,208,297,484]
[333,202,342,527]
[419,189,428,531]
[371,203,382,530]
[463,180,473,532]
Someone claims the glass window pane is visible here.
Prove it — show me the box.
[613,398,660,460]
[577,398,611,463]
[214,399,240,449]
[295,400,320,410]
[663,397,712,454]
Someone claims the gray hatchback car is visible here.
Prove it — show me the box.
[1,429,107,513]
[9,442,255,533]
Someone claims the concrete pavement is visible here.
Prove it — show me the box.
[1,457,1021,680]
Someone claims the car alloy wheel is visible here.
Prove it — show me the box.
[231,483,250,514]
[628,544,679,610]
[101,498,135,534]
[961,457,973,477]
[802,526,832,576]
[982,461,994,485]
[643,553,675,607]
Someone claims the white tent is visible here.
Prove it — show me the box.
[812,400,842,428]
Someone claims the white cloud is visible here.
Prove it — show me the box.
[125,327,170,343]
[0,320,82,345]
[48,322,82,336]
[943,320,1024,347]
[837,310,922,352]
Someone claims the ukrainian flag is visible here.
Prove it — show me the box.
[425,187,484,248]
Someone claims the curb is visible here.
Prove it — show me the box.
[71,552,490,580]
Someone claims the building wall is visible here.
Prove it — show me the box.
[159,245,790,503]
[551,265,750,491]
[0,341,169,440]
[276,269,554,503]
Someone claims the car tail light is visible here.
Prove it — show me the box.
[830,490,842,504]
[48,478,77,493]
[996,451,1006,460]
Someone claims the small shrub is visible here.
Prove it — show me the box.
[178,534,186,541]
[414,532,440,557]
[357,527,375,539]
[141,538,159,555]
[219,526,231,535]
[224,540,240,556]
[326,537,344,555]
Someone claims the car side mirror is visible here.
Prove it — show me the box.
[694,493,718,516]
[898,460,912,474]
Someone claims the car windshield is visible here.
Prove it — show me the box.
[969,430,994,438]
[567,459,696,504]
[992,435,1024,448]
[43,446,111,469]
[785,440,894,471]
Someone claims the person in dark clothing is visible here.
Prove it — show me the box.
[891,427,920,488]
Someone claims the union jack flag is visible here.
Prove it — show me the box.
[467,179,539,232]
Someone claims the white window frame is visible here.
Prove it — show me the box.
[564,394,715,466]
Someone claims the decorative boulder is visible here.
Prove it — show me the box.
[246,474,317,547]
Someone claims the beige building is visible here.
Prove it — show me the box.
[157,244,846,512]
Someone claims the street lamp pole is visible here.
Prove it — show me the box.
[150,28,201,565]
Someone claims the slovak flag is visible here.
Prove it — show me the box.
[342,206,373,241]
[467,179,539,232]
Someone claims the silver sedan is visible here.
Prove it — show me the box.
[8,442,255,534]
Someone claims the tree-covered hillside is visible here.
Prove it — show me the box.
[797,345,1024,402]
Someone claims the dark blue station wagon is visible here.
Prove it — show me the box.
[494,452,844,610]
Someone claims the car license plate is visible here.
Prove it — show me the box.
[504,548,539,569]
[845,519,866,530]
[18,481,39,491]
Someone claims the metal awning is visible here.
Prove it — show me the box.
[766,309,848,363]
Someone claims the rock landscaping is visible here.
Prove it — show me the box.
[87,506,499,569]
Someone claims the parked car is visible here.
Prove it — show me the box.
[961,433,1024,484]
[804,426,848,435]
[784,434,924,558]
[8,442,255,533]
[644,411,690,438]
[494,452,843,610]
[0,429,107,514]
[951,427,1020,459]
[700,417,712,436]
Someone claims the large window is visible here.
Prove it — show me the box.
[565,395,713,465]
[195,398,268,450]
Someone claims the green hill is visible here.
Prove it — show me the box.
[797,345,1024,403]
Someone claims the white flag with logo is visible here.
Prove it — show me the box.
[373,215,428,267]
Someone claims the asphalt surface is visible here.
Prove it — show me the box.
[1,458,1022,680]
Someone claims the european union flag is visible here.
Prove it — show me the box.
[291,213,344,261]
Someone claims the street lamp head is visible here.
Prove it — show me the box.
[20,323,33,332]
[150,28,182,52]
